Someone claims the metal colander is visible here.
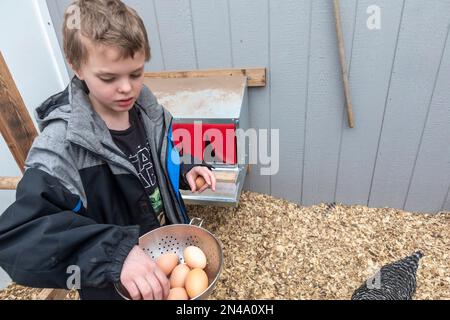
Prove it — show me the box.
[115,218,223,300]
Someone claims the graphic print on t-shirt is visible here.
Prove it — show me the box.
[110,107,166,224]
[128,142,163,215]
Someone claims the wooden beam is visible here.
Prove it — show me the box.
[0,177,20,190]
[0,51,69,300]
[0,52,38,172]
[144,68,266,87]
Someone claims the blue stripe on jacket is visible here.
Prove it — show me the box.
[166,123,189,224]
[72,199,82,213]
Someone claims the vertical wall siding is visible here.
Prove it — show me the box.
[335,0,404,207]
[228,0,271,194]
[190,0,233,69]
[404,26,450,213]
[124,0,166,71]
[46,0,450,213]
[269,0,310,203]
[302,0,358,206]
[369,0,450,210]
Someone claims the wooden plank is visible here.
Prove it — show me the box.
[269,0,310,203]
[369,1,450,210]
[228,0,270,194]
[302,0,357,206]
[190,0,233,69]
[123,0,166,71]
[335,0,404,206]
[0,52,38,173]
[0,177,20,190]
[153,0,197,70]
[404,28,450,213]
[144,67,265,87]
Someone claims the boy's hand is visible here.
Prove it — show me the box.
[186,166,216,193]
[120,245,170,300]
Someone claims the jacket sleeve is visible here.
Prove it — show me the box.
[0,168,139,290]
[0,129,139,290]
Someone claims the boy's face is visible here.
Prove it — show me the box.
[73,39,146,116]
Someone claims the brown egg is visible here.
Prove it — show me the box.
[156,252,179,276]
[167,287,189,300]
[170,263,191,288]
[185,268,209,299]
[183,246,207,269]
[195,176,207,190]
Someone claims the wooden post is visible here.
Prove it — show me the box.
[333,0,355,128]
[0,52,38,171]
[0,51,69,300]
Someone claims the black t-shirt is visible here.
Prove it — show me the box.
[109,107,166,225]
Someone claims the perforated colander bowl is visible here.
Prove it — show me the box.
[115,218,223,300]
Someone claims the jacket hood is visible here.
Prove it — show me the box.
[35,76,161,130]
[34,76,165,153]
[35,83,72,132]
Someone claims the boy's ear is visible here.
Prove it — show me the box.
[69,62,83,80]
[73,69,83,80]
[74,71,83,80]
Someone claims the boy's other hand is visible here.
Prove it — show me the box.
[186,166,216,193]
[120,245,170,300]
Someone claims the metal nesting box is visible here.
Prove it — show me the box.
[144,76,249,207]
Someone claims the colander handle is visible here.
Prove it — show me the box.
[189,217,203,228]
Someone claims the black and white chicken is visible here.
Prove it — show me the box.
[351,251,424,300]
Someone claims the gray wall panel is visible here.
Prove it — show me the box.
[369,0,450,209]
[124,0,165,71]
[190,0,233,69]
[335,0,404,206]
[44,0,450,213]
[229,0,271,194]
[153,0,197,70]
[404,28,450,213]
[269,0,310,203]
[302,0,357,205]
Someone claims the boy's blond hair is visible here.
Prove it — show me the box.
[63,0,151,71]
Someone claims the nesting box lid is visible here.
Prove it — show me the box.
[143,76,247,120]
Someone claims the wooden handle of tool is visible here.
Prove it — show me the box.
[333,0,355,128]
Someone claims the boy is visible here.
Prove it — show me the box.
[0,0,215,300]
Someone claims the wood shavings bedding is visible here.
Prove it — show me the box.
[1,192,448,300]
